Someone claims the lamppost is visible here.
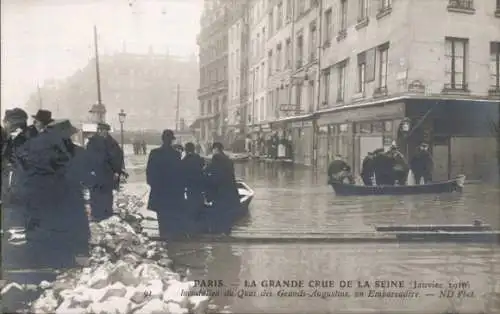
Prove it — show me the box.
[118,109,127,151]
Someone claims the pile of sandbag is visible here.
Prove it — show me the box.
[24,193,226,314]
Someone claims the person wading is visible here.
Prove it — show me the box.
[146,130,184,238]
[86,123,125,222]
[205,142,240,234]
[410,142,434,184]
[181,142,206,232]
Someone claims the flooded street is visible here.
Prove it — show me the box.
[124,149,500,313]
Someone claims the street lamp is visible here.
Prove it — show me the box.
[118,109,127,150]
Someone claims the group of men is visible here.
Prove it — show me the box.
[328,142,434,186]
[1,108,125,268]
[132,138,147,155]
[146,130,241,238]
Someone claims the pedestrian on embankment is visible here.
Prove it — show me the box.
[146,129,185,238]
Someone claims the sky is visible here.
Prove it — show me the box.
[1,0,202,113]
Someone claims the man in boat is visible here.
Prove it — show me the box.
[181,142,206,230]
[146,130,185,237]
[205,142,240,234]
[388,145,409,185]
[327,155,355,184]
[361,152,375,186]
[85,122,125,222]
[410,142,433,184]
[372,148,394,185]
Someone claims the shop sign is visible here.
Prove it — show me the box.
[261,123,270,131]
[291,121,302,128]
[302,121,313,127]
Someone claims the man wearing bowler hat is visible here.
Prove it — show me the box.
[146,129,185,237]
[31,109,54,133]
[86,122,125,221]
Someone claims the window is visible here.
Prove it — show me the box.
[261,61,265,87]
[359,0,369,20]
[340,0,347,30]
[297,33,304,68]
[276,43,282,70]
[323,69,330,105]
[380,0,392,10]
[268,50,273,76]
[357,52,366,94]
[255,66,259,90]
[262,27,266,57]
[275,88,280,117]
[445,37,468,90]
[268,11,274,38]
[324,9,333,45]
[337,61,347,101]
[286,38,292,68]
[296,83,303,107]
[255,99,259,121]
[256,34,260,59]
[286,0,292,20]
[297,0,305,16]
[378,44,389,89]
[308,80,315,112]
[490,42,500,90]
[309,22,317,61]
[260,96,265,121]
[277,2,283,29]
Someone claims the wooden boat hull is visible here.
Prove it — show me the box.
[330,175,466,196]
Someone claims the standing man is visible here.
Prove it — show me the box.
[205,142,240,234]
[31,109,54,133]
[2,108,39,205]
[146,130,184,238]
[86,122,125,221]
[410,142,433,184]
[182,142,206,231]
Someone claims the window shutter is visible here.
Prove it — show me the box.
[365,48,376,82]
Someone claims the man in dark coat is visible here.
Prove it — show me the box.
[410,142,433,184]
[146,130,184,238]
[2,108,38,205]
[86,123,125,222]
[388,145,409,185]
[13,116,76,268]
[46,119,91,260]
[361,152,375,186]
[31,109,53,133]
[204,142,240,234]
[181,142,206,231]
[372,148,395,185]
[327,155,354,184]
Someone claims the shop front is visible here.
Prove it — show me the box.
[404,98,499,181]
[316,101,405,175]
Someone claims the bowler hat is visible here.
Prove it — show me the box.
[32,109,53,125]
[162,129,176,140]
[4,108,28,124]
[48,119,79,138]
[97,122,111,131]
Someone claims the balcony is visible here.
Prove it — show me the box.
[447,0,475,14]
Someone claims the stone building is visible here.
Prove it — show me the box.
[314,0,500,180]
[197,0,230,145]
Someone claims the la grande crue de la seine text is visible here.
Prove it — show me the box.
[195,279,470,289]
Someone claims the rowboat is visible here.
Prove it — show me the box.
[329,175,466,196]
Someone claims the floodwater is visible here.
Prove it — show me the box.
[125,148,500,313]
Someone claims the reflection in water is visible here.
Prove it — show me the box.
[125,150,499,313]
[168,242,500,314]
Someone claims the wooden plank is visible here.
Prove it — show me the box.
[375,224,492,232]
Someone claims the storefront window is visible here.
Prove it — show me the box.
[357,122,372,134]
[384,120,393,132]
[372,121,384,133]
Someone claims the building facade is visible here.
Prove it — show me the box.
[197,0,230,146]
[315,0,499,180]
[196,0,500,180]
